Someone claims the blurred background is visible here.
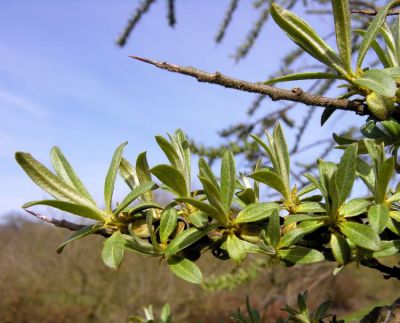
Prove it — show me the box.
[1,0,398,322]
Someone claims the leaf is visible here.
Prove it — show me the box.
[160,208,178,243]
[360,120,388,139]
[155,135,182,170]
[119,158,138,190]
[340,198,370,217]
[330,232,351,265]
[15,152,93,206]
[273,123,290,187]
[167,256,202,284]
[164,226,216,258]
[175,197,226,225]
[250,134,279,171]
[355,29,391,68]
[23,200,106,221]
[356,158,375,192]
[248,169,288,197]
[335,143,357,205]
[198,158,219,189]
[368,203,389,234]
[57,223,102,253]
[321,108,336,126]
[284,214,329,225]
[220,150,236,212]
[160,303,172,323]
[102,231,125,269]
[376,157,395,203]
[198,176,226,216]
[340,221,380,251]
[236,188,256,205]
[353,69,397,97]
[114,182,157,216]
[357,0,400,69]
[265,72,343,85]
[125,202,163,215]
[234,202,279,224]
[380,23,398,67]
[279,247,324,265]
[297,182,317,197]
[372,240,400,258]
[188,211,209,229]
[121,232,162,256]
[278,222,323,249]
[270,3,346,75]
[50,147,96,205]
[104,142,127,212]
[267,209,281,248]
[151,164,188,197]
[332,0,352,74]
[226,233,246,264]
[296,202,325,213]
[172,129,191,190]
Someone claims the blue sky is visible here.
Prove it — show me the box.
[0,1,363,217]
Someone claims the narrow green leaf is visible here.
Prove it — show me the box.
[188,211,209,229]
[265,72,343,85]
[104,142,127,211]
[284,214,328,225]
[330,232,351,265]
[50,147,96,205]
[236,188,256,205]
[335,143,357,205]
[368,203,389,234]
[297,182,317,197]
[355,29,391,68]
[279,247,324,265]
[278,222,323,249]
[321,108,336,126]
[271,3,346,75]
[160,208,178,243]
[332,0,352,74]
[376,157,395,203]
[125,202,163,215]
[220,150,236,212]
[273,123,290,189]
[114,181,157,216]
[296,202,325,213]
[121,232,162,256]
[353,70,397,97]
[167,256,202,284]
[267,209,281,248]
[119,158,138,190]
[248,169,288,197]
[380,23,398,67]
[15,152,92,206]
[340,221,380,250]
[155,135,182,170]
[175,197,225,225]
[151,164,187,197]
[250,134,279,171]
[23,200,106,221]
[102,231,125,269]
[372,240,400,258]
[165,226,216,258]
[57,223,102,253]
[340,198,370,217]
[234,202,279,224]
[357,0,400,69]
[198,176,226,216]
[227,233,246,264]
[198,158,219,189]
[356,158,375,192]
[360,120,388,139]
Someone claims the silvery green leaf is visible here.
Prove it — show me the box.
[297,183,317,197]
[102,231,125,269]
[380,23,398,67]
[160,208,178,244]
[234,202,279,224]
[188,211,209,229]
[250,134,279,171]
[220,150,236,212]
[279,247,324,265]
[361,120,388,139]
[119,157,138,190]
[296,202,325,213]
[248,168,288,198]
[236,188,256,205]
[114,182,158,216]
[357,0,400,69]
[175,197,227,225]
[23,200,106,221]
[155,135,182,170]
[376,157,395,203]
[167,256,202,284]
[151,164,188,197]
[332,0,352,74]
[125,202,163,215]
[372,240,400,258]
[356,158,375,192]
[198,158,219,189]
[267,209,281,248]
[340,198,370,217]
[330,232,351,265]
[227,233,246,264]
[273,123,290,188]
[270,3,346,75]
[355,29,391,68]
[354,70,396,98]
[265,72,343,85]
[50,146,96,205]
[57,223,102,253]
[284,214,329,225]
[335,143,357,205]
[278,222,323,249]
[198,176,226,216]
[339,221,380,251]
[104,142,127,211]
[368,203,389,234]
[16,152,95,207]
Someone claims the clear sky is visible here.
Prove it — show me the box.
[0,1,363,218]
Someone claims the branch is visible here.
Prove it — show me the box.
[351,8,400,16]
[131,56,365,114]
[361,257,400,280]
[25,210,110,237]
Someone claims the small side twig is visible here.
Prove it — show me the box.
[25,210,109,237]
[130,56,365,114]
[351,8,400,16]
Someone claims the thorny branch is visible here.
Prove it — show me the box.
[131,56,366,115]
